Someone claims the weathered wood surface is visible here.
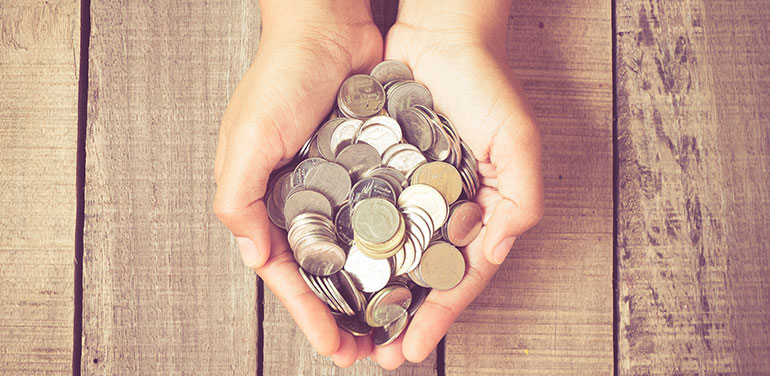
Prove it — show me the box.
[0,1,79,374]
[81,1,260,374]
[445,1,615,374]
[617,0,770,374]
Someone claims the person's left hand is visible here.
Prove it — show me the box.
[367,19,545,370]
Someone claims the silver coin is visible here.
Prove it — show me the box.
[335,143,381,182]
[323,275,356,316]
[334,202,354,246]
[349,177,397,209]
[291,158,326,187]
[386,81,433,119]
[335,270,367,313]
[398,184,448,229]
[406,232,423,273]
[425,119,452,162]
[334,312,372,336]
[330,118,363,156]
[295,238,346,277]
[381,142,418,164]
[352,197,401,244]
[373,312,409,346]
[337,74,386,118]
[384,146,427,178]
[316,118,346,161]
[344,244,392,293]
[283,189,333,226]
[304,162,351,208]
[298,267,330,306]
[368,284,412,327]
[365,166,407,191]
[369,60,413,85]
[395,235,416,276]
[406,285,429,317]
[355,124,401,156]
[359,115,403,140]
[407,265,430,288]
[266,170,292,229]
[397,107,434,151]
[312,274,345,313]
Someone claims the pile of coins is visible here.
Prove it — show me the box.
[266,60,483,346]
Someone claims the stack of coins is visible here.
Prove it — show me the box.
[265,60,483,345]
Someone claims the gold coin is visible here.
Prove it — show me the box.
[410,161,463,204]
[419,242,465,290]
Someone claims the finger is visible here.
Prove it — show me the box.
[256,225,341,356]
[482,102,544,264]
[331,330,358,368]
[354,335,374,360]
[371,332,406,370]
[402,228,500,362]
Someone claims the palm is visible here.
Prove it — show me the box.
[366,25,544,367]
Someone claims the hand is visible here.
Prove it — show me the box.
[369,3,544,369]
[212,1,382,367]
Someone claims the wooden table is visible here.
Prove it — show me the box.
[1,0,768,374]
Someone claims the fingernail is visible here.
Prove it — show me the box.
[492,237,516,264]
[236,236,261,268]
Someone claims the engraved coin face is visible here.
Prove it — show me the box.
[344,245,391,293]
[398,107,434,151]
[366,284,412,327]
[351,197,401,244]
[410,161,464,204]
[372,313,409,346]
[349,177,397,209]
[444,200,483,247]
[316,118,346,161]
[304,162,351,208]
[355,124,401,156]
[292,158,326,187]
[334,203,354,246]
[338,74,386,118]
[330,118,363,156]
[383,145,427,177]
[370,60,413,85]
[398,184,448,229]
[386,81,433,119]
[295,239,346,276]
[283,189,333,226]
[419,242,465,290]
[335,143,381,183]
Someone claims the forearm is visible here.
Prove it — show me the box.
[395,0,511,45]
[260,0,374,33]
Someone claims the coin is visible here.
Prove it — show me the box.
[323,276,356,316]
[382,143,427,177]
[398,184,448,229]
[348,177,397,209]
[366,284,412,327]
[359,115,403,141]
[410,161,464,204]
[406,285,429,317]
[294,238,346,277]
[316,118,346,160]
[373,313,408,346]
[335,143,381,182]
[334,312,372,336]
[304,162,351,208]
[364,167,406,196]
[386,81,433,119]
[283,189,333,226]
[334,202,354,246]
[330,118,363,156]
[338,74,386,118]
[443,200,483,247]
[266,169,292,229]
[351,198,401,244]
[344,244,391,292]
[335,270,367,313]
[419,242,465,290]
[397,107,434,151]
[370,60,413,85]
[298,267,334,307]
[291,158,326,187]
[355,123,401,156]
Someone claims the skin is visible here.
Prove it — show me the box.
[213,0,543,369]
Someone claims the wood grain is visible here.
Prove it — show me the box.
[0,1,79,374]
[617,0,770,374]
[81,1,260,374]
[445,1,614,374]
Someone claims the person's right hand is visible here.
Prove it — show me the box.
[212,1,382,367]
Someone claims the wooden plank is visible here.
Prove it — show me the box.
[617,0,770,374]
[445,1,614,374]
[81,1,260,374]
[0,1,79,374]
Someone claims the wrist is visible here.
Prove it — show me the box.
[260,0,374,33]
[395,0,511,44]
